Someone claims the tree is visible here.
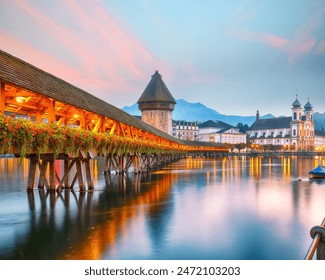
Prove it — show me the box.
[236,122,250,133]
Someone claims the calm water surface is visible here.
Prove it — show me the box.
[0,156,325,260]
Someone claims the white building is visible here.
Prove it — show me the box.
[315,130,325,150]
[173,120,199,140]
[247,95,315,151]
[198,120,246,144]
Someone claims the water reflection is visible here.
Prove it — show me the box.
[0,156,325,260]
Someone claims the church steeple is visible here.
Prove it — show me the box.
[304,97,314,121]
[292,94,302,121]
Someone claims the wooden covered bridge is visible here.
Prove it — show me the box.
[0,49,227,192]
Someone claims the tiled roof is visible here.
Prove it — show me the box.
[137,71,176,104]
[217,127,243,134]
[249,117,291,130]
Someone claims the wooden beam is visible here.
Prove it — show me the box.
[79,110,86,130]
[118,122,126,137]
[75,159,85,191]
[0,82,5,114]
[56,116,64,126]
[84,159,94,190]
[109,122,117,135]
[48,99,56,124]
[92,117,102,133]
[27,156,37,191]
[36,104,43,123]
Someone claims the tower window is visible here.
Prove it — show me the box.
[293,129,296,136]
[293,112,297,120]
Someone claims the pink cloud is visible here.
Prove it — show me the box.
[1,0,170,107]
[234,7,324,64]
[259,34,288,49]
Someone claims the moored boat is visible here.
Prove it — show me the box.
[309,166,325,179]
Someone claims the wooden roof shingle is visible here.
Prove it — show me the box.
[137,71,176,104]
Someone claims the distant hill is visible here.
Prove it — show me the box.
[122,99,325,130]
[121,99,273,127]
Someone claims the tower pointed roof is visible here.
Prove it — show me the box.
[137,71,176,104]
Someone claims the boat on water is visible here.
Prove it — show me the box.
[309,166,325,179]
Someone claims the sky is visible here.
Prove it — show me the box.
[0,0,325,116]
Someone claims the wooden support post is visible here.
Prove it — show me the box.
[147,155,151,172]
[70,172,78,189]
[27,156,37,191]
[75,159,85,191]
[49,159,56,191]
[0,82,5,114]
[118,156,124,174]
[133,156,139,173]
[124,155,133,172]
[84,159,94,190]
[38,160,49,189]
[104,155,111,175]
[56,159,76,192]
[64,159,70,189]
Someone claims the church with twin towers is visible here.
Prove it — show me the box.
[247,94,316,151]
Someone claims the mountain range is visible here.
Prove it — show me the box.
[122,99,273,127]
[121,98,325,130]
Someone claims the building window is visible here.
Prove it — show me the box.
[293,112,297,120]
[293,129,296,136]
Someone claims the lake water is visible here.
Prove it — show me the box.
[0,155,325,260]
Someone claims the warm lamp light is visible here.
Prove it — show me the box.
[16,97,24,103]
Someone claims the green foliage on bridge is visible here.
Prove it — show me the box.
[0,115,183,159]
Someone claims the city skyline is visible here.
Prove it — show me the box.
[1,0,324,116]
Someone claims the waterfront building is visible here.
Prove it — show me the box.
[138,71,176,135]
[173,120,199,140]
[247,95,315,151]
[197,120,246,144]
[315,130,325,151]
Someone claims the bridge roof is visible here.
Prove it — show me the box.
[0,50,176,140]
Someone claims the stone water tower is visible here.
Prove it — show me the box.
[137,71,176,135]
